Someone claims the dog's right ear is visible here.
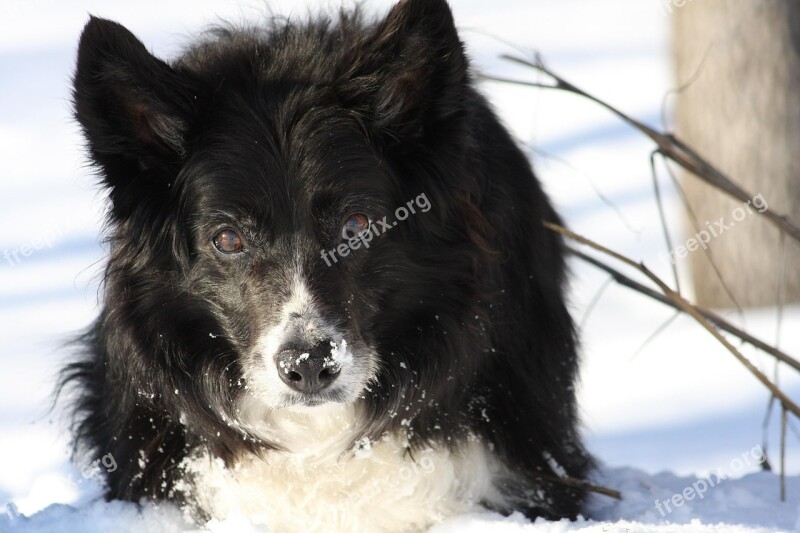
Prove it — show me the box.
[336,0,468,147]
[73,17,202,192]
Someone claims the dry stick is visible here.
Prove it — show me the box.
[570,247,800,374]
[660,156,746,321]
[546,475,622,501]
[479,56,800,244]
[544,221,800,420]
[781,406,787,501]
[648,151,681,294]
[762,394,778,471]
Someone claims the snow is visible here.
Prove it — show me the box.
[328,339,351,368]
[4,468,799,532]
[1,0,799,531]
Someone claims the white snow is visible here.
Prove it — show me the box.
[327,339,351,369]
[3,467,798,532]
[1,0,798,531]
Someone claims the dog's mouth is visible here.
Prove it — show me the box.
[235,381,363,454]
[280,387,353,409]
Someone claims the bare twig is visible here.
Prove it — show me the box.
[569,247,800,374]
[649,151,681,293]
[781,405,787,501]
[762,395,776,472]
[632,311,681,360]
[544,475,622,500]
[776,232,788,351]
[545,222,800,419]
[579,277,614,333]
[479,56,800,244]
[660,156,746,320]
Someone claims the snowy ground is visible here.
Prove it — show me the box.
[1,0,799,531]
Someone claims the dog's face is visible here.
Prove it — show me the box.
[73,0,469,435]
[181,109,387,411]
[179,104,425,411]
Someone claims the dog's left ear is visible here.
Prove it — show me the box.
[337,0,468,144]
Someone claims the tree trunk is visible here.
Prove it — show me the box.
[673,0,800,308]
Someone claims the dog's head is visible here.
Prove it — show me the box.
[74,0,484,448]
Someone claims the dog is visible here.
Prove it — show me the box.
[62,0,592,530]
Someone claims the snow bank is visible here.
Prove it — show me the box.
[3,467,798,532]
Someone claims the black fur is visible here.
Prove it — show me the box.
[62,0,592,523]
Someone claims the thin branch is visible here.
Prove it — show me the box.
[781,405,787,501]
[632,311,681,360]
[526,144,640,235]
[762,394,776,472]
[479,56,800,244]
[661,155,746,320]
[567,246,800,374]
[579,277,614,332]
[544,475,622,501]
[545,222,800,419]
[649,150,681,293]
[776,232,788,351]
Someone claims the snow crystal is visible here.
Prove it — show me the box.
[323,339,351,370]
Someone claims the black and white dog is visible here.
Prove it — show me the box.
[63,0,592,529]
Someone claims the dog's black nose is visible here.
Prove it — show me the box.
[275,341,340,394]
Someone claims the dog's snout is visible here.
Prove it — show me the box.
[275,341,340,394]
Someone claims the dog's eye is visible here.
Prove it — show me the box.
[213,229,244,254]
[341,213,371,240]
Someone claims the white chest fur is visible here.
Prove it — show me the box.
[182,404,508,532]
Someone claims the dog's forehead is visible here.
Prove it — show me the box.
[181,110,389,222]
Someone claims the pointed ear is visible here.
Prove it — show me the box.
[337,0,468,144]
[73,17,202,184]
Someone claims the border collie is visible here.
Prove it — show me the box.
[63,0,592,529]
